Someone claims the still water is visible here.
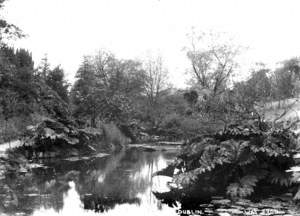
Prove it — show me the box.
[0,146,180,216]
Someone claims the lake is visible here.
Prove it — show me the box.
[0,146,181,216]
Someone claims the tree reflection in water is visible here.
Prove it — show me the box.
[0,147,179,216]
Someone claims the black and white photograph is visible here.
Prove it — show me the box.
[1,0,300,215]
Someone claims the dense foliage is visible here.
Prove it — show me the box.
[70,54,142,127]
[0,46,71,141]
[159,119,300,200]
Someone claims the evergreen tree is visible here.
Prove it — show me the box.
[71,56,99,127]
[38,54,50,79]
[45,66,69,102]
[13,49,36,103]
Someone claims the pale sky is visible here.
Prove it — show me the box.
[2,0,300,88]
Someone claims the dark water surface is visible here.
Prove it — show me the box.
[0,146,181,216]
[2,145,300,216]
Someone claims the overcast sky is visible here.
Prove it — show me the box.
[3,0,300,88]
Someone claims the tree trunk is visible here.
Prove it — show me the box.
[91,116,96,128]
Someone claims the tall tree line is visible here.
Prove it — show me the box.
[71,51,169,127]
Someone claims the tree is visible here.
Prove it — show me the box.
[186,31,240,96]
[142,55,169,125]
[0,47,37,114]
[233,67,271,110]
[91,51,133,123]
[71,56,99,127]
[93,50,114,89]
[0,0,24,43]
[115,59,146,97]
[271,58,300,100]
[14,49,36,100]
[46,66,69,102]
[71,50,148,127]
[37,54,51,79]
[183,31,242,120]
[92,50,145,97]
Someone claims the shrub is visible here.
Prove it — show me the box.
[159,114,226,141]
[102,123,130,150]
[159,113,184,139]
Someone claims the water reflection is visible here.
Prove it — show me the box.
[0,147,180,216]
